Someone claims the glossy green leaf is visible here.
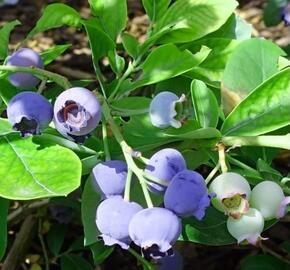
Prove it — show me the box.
[222,38,285,111]
[82,18,115,62]
[121,32,139,59]
[81,175,101,246]
[0,198,9,260]
[0,20,21,60]
[27,4,81,38]
[128,44,211,91]
[88,0,127,40]
[221,68,290,136]
[142,0,171,22]
[0,133,82,200]
[81,155,101,176]
[40,44,71,65]
[0,118,13,136]
[152,0,238,43]
[60,254,93,270]
[256,159,282,182]
[47,224,67,256]
[90,241,114,265]
[111,97,151,116]
[191,80,219,128]
[0,78,20,105]
[108,50,125,76]
[241,254,289,270]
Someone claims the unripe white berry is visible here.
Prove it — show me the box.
[227,208,264,244]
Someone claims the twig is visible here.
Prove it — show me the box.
[2,215,37,270]
[38,219,50,270]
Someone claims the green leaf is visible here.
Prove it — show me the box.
[111,97,151,116]
[221,68,290,136]
[88,0,127,40]
[241,254,289,270]
[40,44,71,65]
[47,224,67,256]
[152,0,238,43]
[121,32,139,59]
[0,20,21,60]
[257,159,282,182]
[0,118,13,136]
[185,38,238,83]
[81,155,101,176]
[90,241,114,265]
[180,207,235,245]
[222,38,285,113]
[128,44,211,91]
[0,133,81,200]
[60,254,94,270]
[142,0,171,22]
[81,175,101,246]
[27,4,81,38]
[263,0,287,27]
[191,80,219,128]
[181,149,210,170]
[82,18,115,62]
[108,50,125,76]
[0,78,20,105]
[0,198,9,260]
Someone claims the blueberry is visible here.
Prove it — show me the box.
[53,87,102,143]
[6,48,44,89]
[250,181,290,220]
[128,207,181,259]
[227,208,264,245]
[149,91,185,129]
[144,148,186,193]
[164,170,212,220]
[209,172,251,218]
[156,250,183,270]
[96,196,143,249]
[282,3,290,25]
[92,160,127,198]
[7,91,53,136]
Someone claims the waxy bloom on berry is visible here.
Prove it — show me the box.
[164,170,212,220]
[129,207,181,259]
[282,3,290,25]
[92,160,127,198]
[145,148,186,193]
[250,181,290,220]
[227,208,264,245]
[7,91,53,136]
[53,87,102,143]
[149,91,185,129]
[7,48,44,89]
[96,196,143,249]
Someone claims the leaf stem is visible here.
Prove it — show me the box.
[205,162,221,185]
[222,135,290,150]
[124,169,133,202]
[37,79,47,94]
[0,65,71,89]
[38,219,49,270]
[101,98,153,208]
[217,143,228,173]
[102,118,111,161]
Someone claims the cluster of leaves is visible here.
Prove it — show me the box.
[0,0,290,269]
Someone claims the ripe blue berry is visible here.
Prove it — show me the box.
[7,91,53,136]
[53,87,102,143]
[164,170,212,220]
[250,181,290,220]
[92,160,127,198]
[149,91,185,129]
[6,48,44,89]
[96,196,143,249]
[282,3,290,25]
[144,148,186,193]
[156,250,183,270]
[129,207,181,258]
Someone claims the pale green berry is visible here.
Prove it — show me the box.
[227,208,264,244]
[250,181,290,220]
[209,172,251,216]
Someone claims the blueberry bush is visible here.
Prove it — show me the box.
[0,0,290,269]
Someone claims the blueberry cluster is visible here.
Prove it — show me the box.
[209,173,290,244]
[6,48,101,141]
[94,148,212,260]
